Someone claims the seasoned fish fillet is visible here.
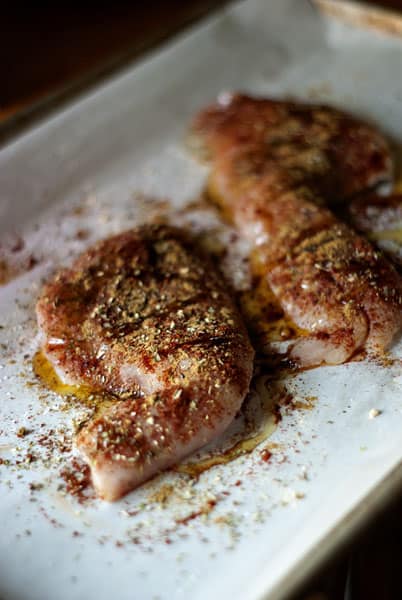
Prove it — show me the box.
[36,225,254,500]
[190,95,402,365]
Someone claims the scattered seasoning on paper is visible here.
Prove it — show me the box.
[16,426,30,438]
[369,408,381,419]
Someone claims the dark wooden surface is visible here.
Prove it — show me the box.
[2,1,402,599]
[1,0,402,128]
[0,1,228,130]
[1,0,402,130]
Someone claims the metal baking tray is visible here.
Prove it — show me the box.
[1,1,402,599]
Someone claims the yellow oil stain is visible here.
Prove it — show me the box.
[0,259,15,286]
[176,375,278,477]
[370,228,402,244]
[33,350,90,398]
[32,351,114,414]
[240,250,308,346]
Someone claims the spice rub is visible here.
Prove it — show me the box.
[36,225,254,500]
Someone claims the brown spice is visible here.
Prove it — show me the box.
[260,448,272,462]
[16,426,30,438]
[59,458,93,503]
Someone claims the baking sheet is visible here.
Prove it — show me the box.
[1,1,402,599]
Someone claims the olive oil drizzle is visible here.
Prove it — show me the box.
[370,229,402,244]
[33,351,115,415]
[176,378,278,477]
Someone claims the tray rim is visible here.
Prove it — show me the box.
[269,459,402,599]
